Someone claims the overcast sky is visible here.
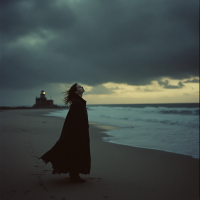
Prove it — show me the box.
[0,0,199,105]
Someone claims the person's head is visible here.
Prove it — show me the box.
[75,84,85,95]
[63,83,85,105]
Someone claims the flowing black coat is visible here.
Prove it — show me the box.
[40,95,91,175]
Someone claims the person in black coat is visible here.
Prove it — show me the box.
[40,83,91,183]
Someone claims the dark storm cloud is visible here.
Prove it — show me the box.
[0,0,75,41]
[158,80,185,89]
[183,78,199,83]
[0,0,199,90]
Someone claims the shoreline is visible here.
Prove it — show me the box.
[89,121,200,160]
[0,109,199,200]
[2,108,199,160]
[41,109,199,160]
[0,106,68,110]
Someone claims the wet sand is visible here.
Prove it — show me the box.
[0,109,199,200]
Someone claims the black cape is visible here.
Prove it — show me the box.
[40,95,91,175]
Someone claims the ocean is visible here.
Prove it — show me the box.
[44,103,199,159]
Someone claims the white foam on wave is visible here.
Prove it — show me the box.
[143,106,199,115]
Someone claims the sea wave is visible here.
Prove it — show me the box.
[87,106,199,129]
[143,106,199,115]
[44,105,199,159]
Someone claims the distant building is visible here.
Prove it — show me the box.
[33,90,57,107]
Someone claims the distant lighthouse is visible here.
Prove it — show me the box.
[40,90,46,99]
[33,90,57,107]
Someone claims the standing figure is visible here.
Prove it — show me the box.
[40,83,91,183]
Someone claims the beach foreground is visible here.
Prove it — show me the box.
[0,109,199,200]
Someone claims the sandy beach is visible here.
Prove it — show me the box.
[0,109,199,200]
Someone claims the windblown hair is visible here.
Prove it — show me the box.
[62,83,78,105]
